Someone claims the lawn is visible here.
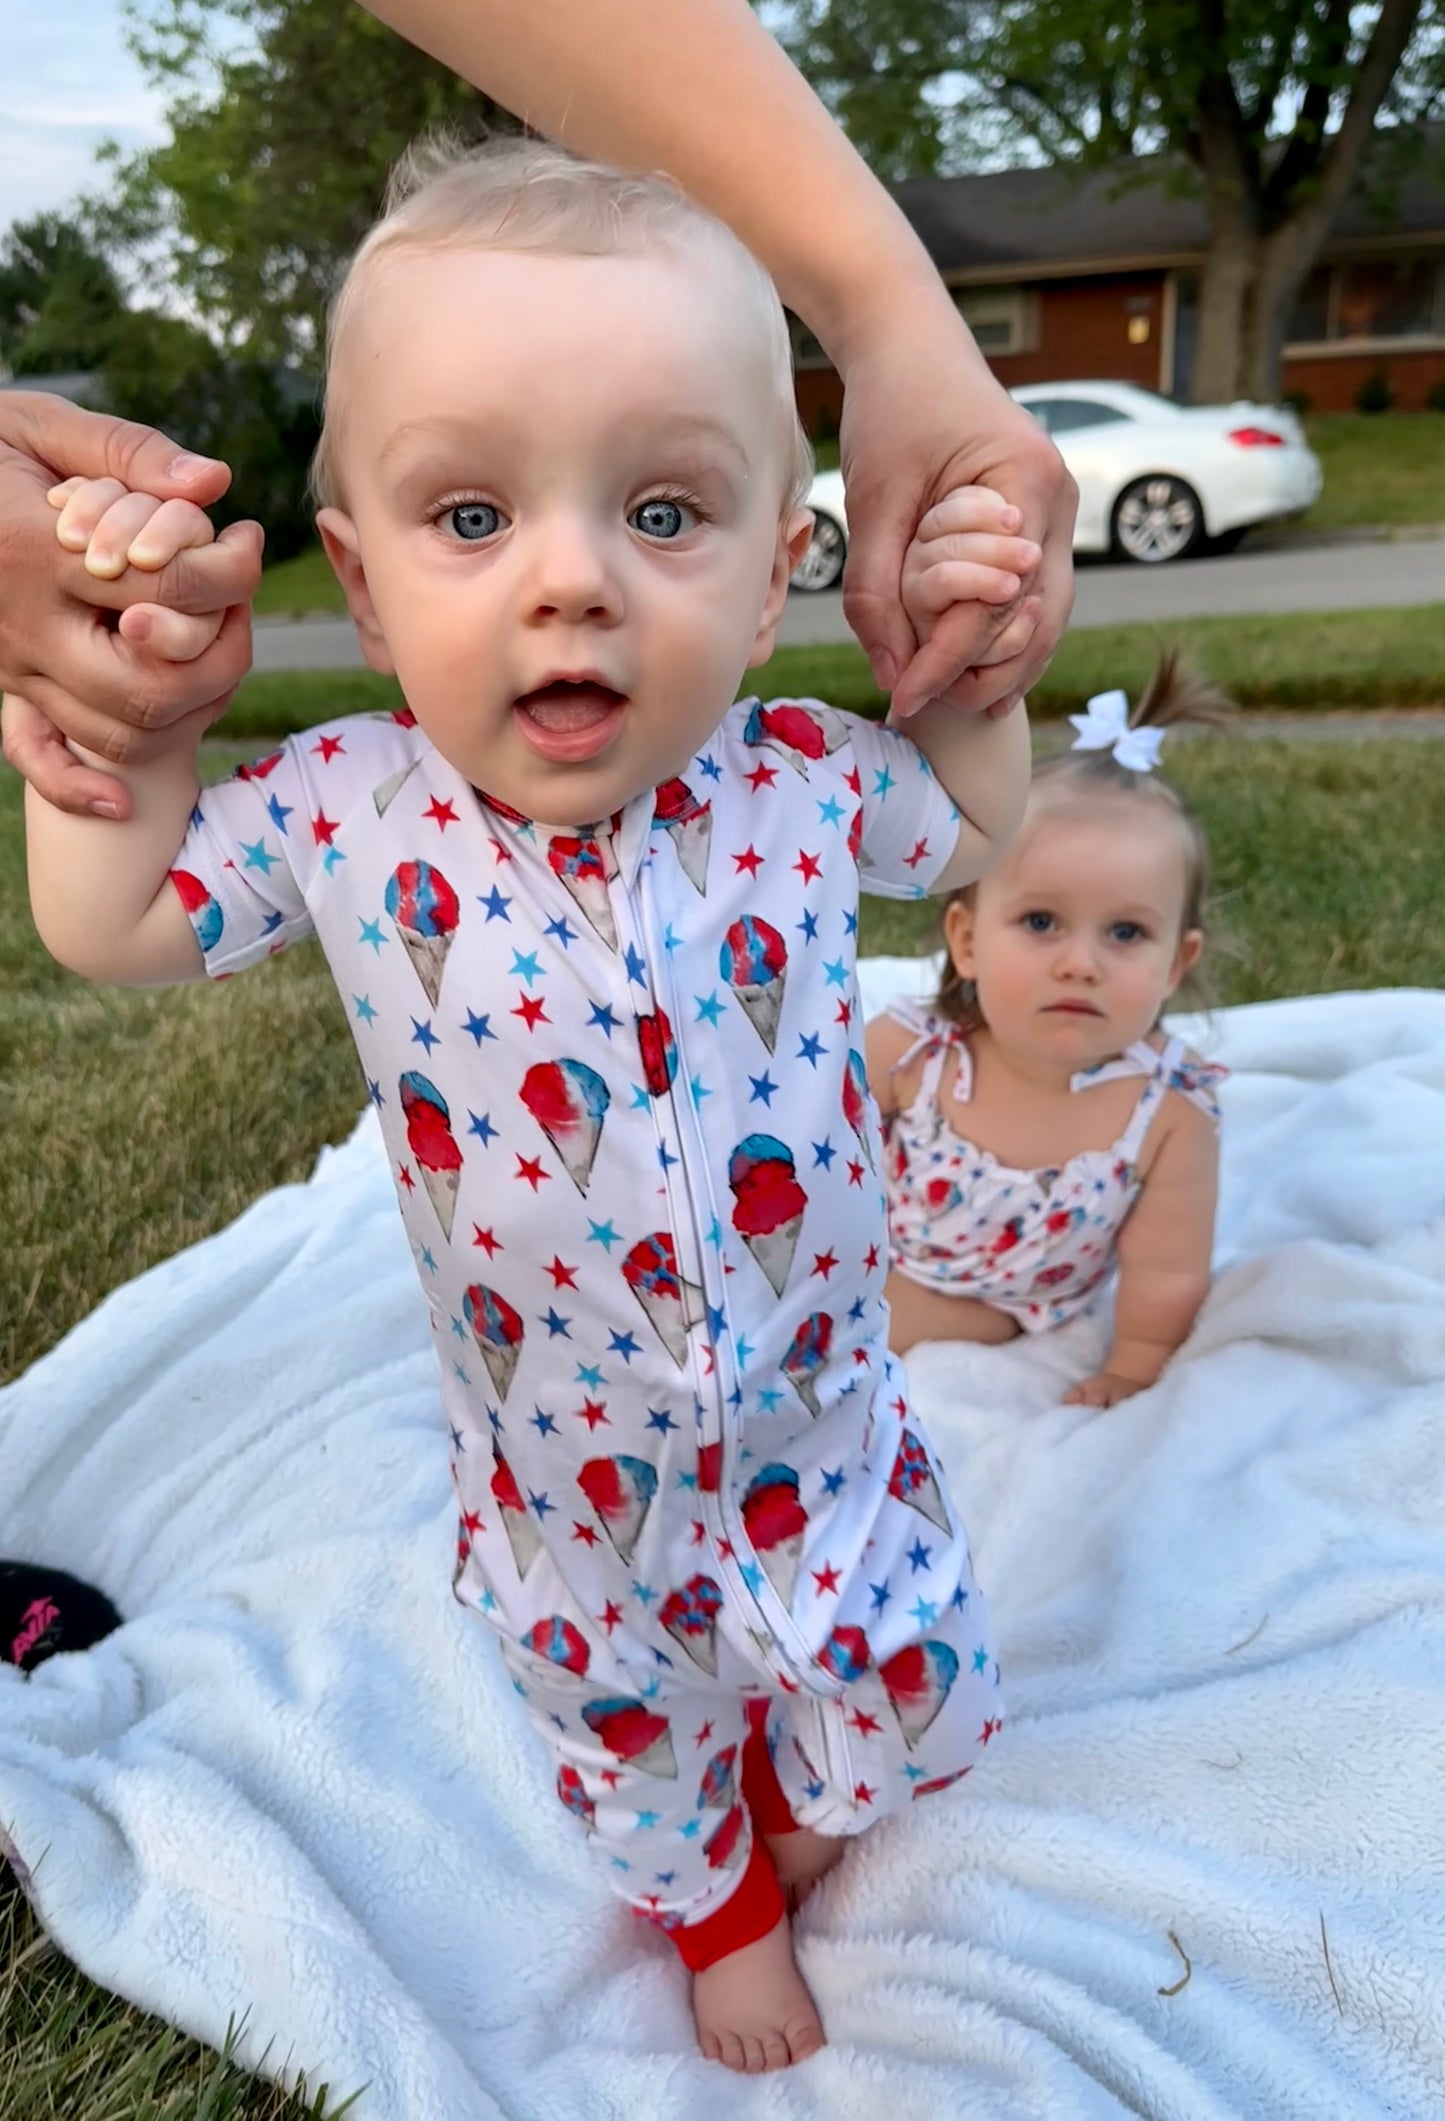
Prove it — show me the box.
[249,412,1445,618]
[3,728,1443,2113]
[226,601,1445,742]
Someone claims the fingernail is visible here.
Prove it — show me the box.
[128,542,163,567]
[126,611,154,642]
[868,651,896,692]
[88,800,122,819]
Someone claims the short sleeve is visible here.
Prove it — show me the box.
[170,712,426,978]
[833,711,962,900]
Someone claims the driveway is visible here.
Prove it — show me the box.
[251,530,1445,672]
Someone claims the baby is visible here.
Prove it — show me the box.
[868,661,1228,1404]
[21,138,1039,2071]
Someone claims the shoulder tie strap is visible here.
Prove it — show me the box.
[883,1001,972,1109]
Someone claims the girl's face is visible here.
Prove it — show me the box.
[945,793,1202,1071]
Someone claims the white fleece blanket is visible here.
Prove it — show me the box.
[3,972,1445,2121]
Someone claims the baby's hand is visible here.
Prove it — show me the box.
[901,484,1041,626]
[50,476,227,664]
[1063,1370,1147,1410]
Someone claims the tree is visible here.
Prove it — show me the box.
[778,0,1445,401]
[0,213,127,375]
[100,0,513,363]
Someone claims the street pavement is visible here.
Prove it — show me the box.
[251,530,1445,672]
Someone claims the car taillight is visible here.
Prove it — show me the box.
[1227,426,1285,447]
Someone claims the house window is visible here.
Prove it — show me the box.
[1286,255,1445,347]
[953,286,1037,356]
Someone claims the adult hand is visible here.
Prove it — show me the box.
[0,394,263,819]
[836,293,1077,721]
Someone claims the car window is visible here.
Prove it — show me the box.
[1037,399,1132,433]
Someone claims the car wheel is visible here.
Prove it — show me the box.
[1110,476,1205,564]
[790,510,847,592]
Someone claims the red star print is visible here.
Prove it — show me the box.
[513,993,550,1030]
[695,1722,715,1747]
[852,1780,876,1805]
[544,1256,578,1288]
[863,1245,880,1272]
[902,837,930,870]
[852,1346,871,1367]
[835,999,853,1027]
[472,1225,503,1257]
[716,1537,736,1562]
[690,1519,707,1546]
[793,849,822,884]
[311,733,345,763]
[847,1159,866,1186]
[423,796,459,831]
[571,1522,600,1547]
[575,1398,610,1431]
[598,1602,624,1633]
[731,844,765,877]
[599,1768,621,1789]
[311,809,339,846]
[397,1163,416,1193]
[491,839,513,865]
[892,1394,908,1419]
[811,1562,841,1595]
[811,1249,838,1280]
[849,1709,882,1737]
[978,1718,1001,1745]
[844,767,862,796]
[514,1154,550,1190]
[462,1510,483,1534]
[744,762,778,792]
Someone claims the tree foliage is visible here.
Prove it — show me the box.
[0,214,127,375]
[101,0,512,362]
[779,0,1445,397]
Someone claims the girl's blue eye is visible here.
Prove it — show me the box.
[448,502,503,542]
[1111,921,1146,943]
[631,497,693,540]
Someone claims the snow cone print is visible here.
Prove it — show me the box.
[879,1640,960,1748]
[463,1283,525,1401]
[400,1071,463,1237]
[742,698,843,775]
[385,859,459,1007]
[557,1763,595,1831]
[491,1446,541,1578]
[170,868,223,955]
[658,1574,724,1676]
[582,1697,677,1779]
[697,1743,739,1812]
[720,916,787,1052]
[522,1616,591,1679]
[704,1803,746,1874]
[781,1311,832,1419]
[635,1010,677,1098]
[621,1232,704,1367]
[741,1463,808,1607]
[547,832,617,949]
[577,1454,658,1565]
[235,750,283,782]
[372,759,420,817]
[842,1048,876,1169]
[818,1625,871,1686]
[887,1427,952,1537]
[520,1058,610,1194]
[728,1135,807,1296]
[652,777,712,893]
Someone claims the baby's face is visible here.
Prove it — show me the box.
[317,242,811,826]
[951,798,1201,1067]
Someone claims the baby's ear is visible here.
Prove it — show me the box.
[745,508,816,669]
[317,510,394,676]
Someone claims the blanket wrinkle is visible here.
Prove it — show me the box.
[3,977,1445,2119]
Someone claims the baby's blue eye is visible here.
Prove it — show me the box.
[631,497,692,540]
[1022,911,1054,934]
[448,502,503,542]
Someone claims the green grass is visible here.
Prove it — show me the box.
[225,601,1445,745]
[1299,411,1445,533]
[3,728,1443,2105]
[247,413,1445,618]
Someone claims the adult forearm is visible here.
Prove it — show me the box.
[357,0,967,366]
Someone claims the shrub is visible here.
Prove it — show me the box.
[1355,368,1395,414]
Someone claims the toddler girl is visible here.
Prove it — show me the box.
[868,659,1228,1405]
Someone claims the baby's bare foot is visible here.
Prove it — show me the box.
[692,1914,826,2072]
[765,1824,845,1908]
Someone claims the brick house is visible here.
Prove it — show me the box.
[794,130,1445,427]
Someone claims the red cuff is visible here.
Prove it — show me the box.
[667,1829,786,1971]
[742,1696,800,1837]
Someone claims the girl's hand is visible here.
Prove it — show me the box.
[49,477,227,665]
[1063,1370,1149,1410]
[899,487,1042,719]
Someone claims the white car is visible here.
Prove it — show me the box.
[790,380,1323,585]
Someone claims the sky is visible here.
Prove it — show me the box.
[0,0,173,236]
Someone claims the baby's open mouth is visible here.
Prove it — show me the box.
[514,679,627,732]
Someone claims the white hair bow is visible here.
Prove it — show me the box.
[1067,688,1165,772]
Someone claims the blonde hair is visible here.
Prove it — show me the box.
[310,132,814,512]
[935,651,1235,1029]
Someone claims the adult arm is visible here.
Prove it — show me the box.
[0,394,262,818]
[358,0,1075,713]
